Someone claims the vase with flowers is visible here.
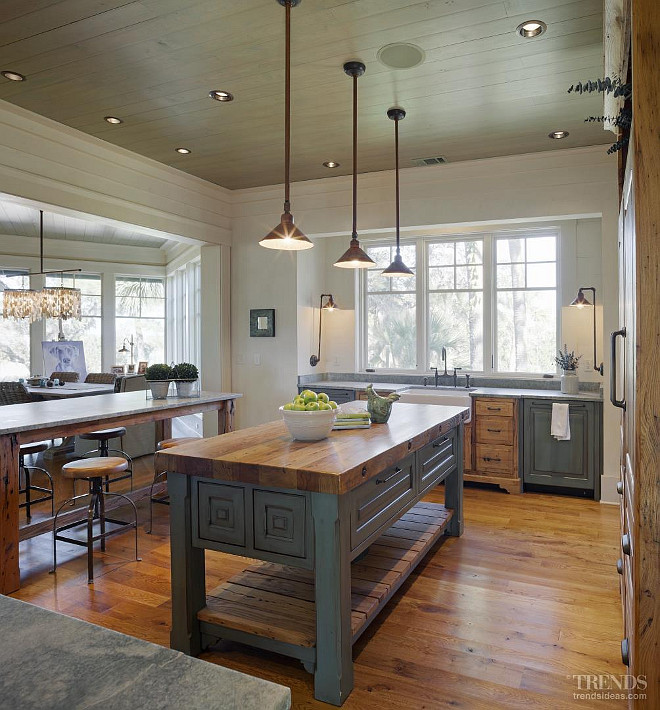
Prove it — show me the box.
[554,345,582,394]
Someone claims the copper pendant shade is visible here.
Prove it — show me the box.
[382,107,414,277]
[334,61,375,269]
[259,0,313,251]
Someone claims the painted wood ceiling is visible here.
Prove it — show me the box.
[0,199,169,248]
[0,0,610,190]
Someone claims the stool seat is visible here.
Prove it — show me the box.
[19,441,49,456]
[63,457,128,479]
[80,427,127,441]
[157,437,199,451]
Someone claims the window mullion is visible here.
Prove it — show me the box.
[483,234,494,374]
[417,238,426,373]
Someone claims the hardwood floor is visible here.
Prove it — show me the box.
[11,468,626,709]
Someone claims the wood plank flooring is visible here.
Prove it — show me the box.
[11,467,626,709]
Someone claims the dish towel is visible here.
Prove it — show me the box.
[551,403,571,440]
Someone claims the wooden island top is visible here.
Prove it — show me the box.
[156,402,469,494]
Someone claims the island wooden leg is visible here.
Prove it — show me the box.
[445,421,465,537]
[155,418,173,448]
[312,492,353,705]
[169,472,205,655]
[0,434,20,594]
[217,399,235,435]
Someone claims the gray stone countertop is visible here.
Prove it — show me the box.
[300,380,408,392]
[470,387,602,401]
[0,595,290,710]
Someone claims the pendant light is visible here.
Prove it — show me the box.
[259,0,312,251]
[382,108,414,277]
[334,61,375,269]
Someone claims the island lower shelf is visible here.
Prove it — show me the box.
[198,501,452,654]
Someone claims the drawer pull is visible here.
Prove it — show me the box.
[621,638,629,666]
[487,428,502,433]
[622,533,631,555]
[432,439,448,448]
[616,481,624,495]
[483,456,501,463]
[487,407,501,411]
[376,467,402,485]
[616,558,623,575]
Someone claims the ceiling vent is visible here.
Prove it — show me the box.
[411,156,448,167]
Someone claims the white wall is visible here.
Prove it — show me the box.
[231,147,620,501]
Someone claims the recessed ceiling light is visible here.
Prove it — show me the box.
[517,20,547,38]
[548,130,569,139]
[104,116,123,124]
[209,90,234,102]
[1,70,25,82]
[377,43,425,70]
[323,161,340,168]
[175,147,191,154]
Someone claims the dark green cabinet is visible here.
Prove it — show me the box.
[297,386,357,404]
[522,399,602,497]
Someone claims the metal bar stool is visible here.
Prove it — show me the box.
[52,457,140,585]
[148,437,199,534]
[19,441,54,521]
[78,427,133,493]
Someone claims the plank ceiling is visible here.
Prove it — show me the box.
[0,0,610,190]
[0,199,168,248]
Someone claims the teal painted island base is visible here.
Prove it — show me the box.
[160,403,468,706]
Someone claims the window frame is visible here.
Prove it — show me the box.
[359,227,560,376]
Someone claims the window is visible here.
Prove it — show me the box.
[364,244,417,369]
[361,229,558,374]
[0,269,30,379]
[116,276,165,365]
[45,273,102,372]
[167,260,201,367]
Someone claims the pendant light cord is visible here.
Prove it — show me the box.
[352,72,358,239]
[40,210,44,273]
[394,118,400,255]
[284,0,291,212]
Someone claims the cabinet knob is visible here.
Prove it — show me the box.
[616,558,623,575]
[621,638,629,666]
[622,533,631,555]
[617,481,624,495]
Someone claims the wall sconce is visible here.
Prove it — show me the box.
[309,294,337,367]
[569,287,603,375]
[118,335,135,368]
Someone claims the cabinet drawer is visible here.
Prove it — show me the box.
[475,416,514,445]
[417,431,456,495]
[253,489,307,559]
[475,398,515,418]
[299,386,356,404]
[196,482,246,548]
[475,444,514,474]
[350,454,416,550]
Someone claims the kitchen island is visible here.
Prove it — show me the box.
[157,402,469,705]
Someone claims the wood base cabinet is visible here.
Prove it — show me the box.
[464,397,520,494]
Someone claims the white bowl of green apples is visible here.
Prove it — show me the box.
[280,390,339,441]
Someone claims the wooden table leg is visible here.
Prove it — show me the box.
[445,420,465,537]
[155,418,173,448]
[217,399,235,435]
[169,472,205,655]
[311,492,353,705]
[0,434,20,593]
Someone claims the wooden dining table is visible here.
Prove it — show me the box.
[0,390,241,594]
[26,382,115,399]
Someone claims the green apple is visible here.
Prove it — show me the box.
[300,389,315,398]
[293,395,305,405]
[305,401,320,411]
[328,400,338,409]
[303,392,318,404]
[318,401,332,410]
[283,403,294,410]
[317,392,330,403]
[292,403,306,411]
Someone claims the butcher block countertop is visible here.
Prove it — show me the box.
[156,402,469,495]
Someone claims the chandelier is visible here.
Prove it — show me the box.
[1,209,81,323]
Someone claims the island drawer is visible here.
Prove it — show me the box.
[475,444,514,474]
[253,490,308,559]
[474,398,515,418]
[475,416,514,445]
[350,453,416,550]
[417,431,456,495]
[196,482,246,548]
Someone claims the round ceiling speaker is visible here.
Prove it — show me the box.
[377,43,425,70]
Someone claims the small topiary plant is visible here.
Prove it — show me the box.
[145,363,173,381]
[172,362,199,381]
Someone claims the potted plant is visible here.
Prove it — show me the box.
[554,346,581,395]
[172,362,199,397]
[145,363,173,399]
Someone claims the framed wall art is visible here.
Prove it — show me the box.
[250,308,275,337]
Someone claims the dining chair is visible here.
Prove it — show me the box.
[50,371,79,383]
[84,373,117,385]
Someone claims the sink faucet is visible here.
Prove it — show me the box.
[430,367,440,387]
[441,347,448,376]
[453,367,462,388]
[465,374,471,389]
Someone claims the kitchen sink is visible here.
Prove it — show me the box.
[397,387,473,421]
